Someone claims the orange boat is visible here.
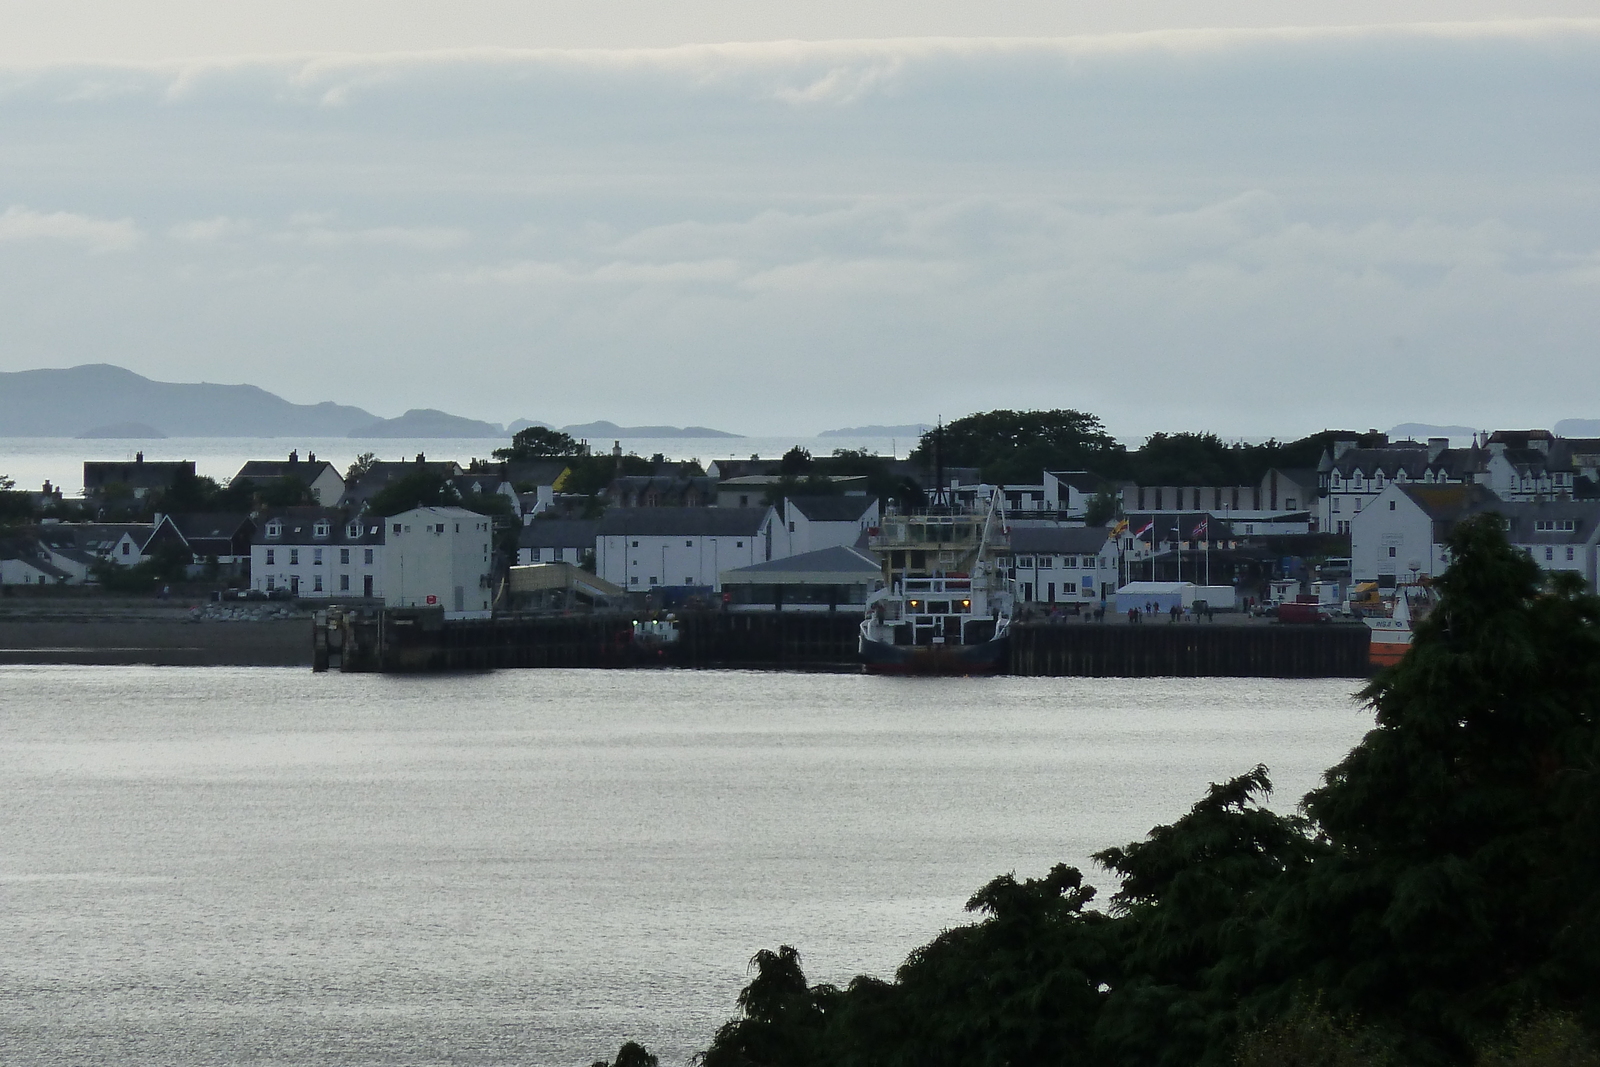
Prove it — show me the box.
[1364,588,1429,668]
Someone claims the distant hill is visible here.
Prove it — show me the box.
[820,423,931,438]
[507,418,553,434]
[561,420,741,439]
[1555,419,1600,438]
[0,364,377,437]
[349,408,504,438]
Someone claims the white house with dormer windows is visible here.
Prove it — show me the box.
[251,507,386,600]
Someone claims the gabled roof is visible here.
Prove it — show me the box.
[234,459,341,484]
[722,545,883,579]
[517,520,599,549]
[1396,483,1499,520]
[597,506,770,537]
[1044,470,1111,494]
[786,496,876,522]
[166,512,253,540]
[37,523,155,554]
[1008,526,1114,554]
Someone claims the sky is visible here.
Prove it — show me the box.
[0,3,1596,439]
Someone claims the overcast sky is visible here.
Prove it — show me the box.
[0,4,1595,438]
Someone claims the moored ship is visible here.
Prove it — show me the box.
[859,494,1013,674]
[1364,585,1432,668]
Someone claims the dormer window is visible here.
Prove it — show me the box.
[347,523,361,538]
[266,521,282,539]
[313,521,330,539]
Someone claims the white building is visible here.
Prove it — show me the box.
[251,507,386,600]
[383,506,495,617]
[1001,526,1118,605]
[596,506,779,592]
[1350,483,1600,590]
[1043,471,1115,519]
[777,495,880,558]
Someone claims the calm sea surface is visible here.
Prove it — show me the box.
[0,436,909,494]
[0,667,1373,1065]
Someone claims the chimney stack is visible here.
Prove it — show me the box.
[289,449,298,463]
[1427,437,1449,462]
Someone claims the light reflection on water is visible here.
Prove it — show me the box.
[0,666,1372,1065]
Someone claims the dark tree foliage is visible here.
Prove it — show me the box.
[493,425,587,461]
[689,514,1600,1067]
[910,410,1123,484]
[592,1040,659,1067]
[780,447,814,477]
[365,469,460,516]
[1264,513,1600,1062]
[559,453,654,498]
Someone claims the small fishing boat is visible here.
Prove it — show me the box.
[1364,585,1431,668]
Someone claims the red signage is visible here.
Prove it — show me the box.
[426,595,437,605]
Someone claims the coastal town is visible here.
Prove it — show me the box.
[5,418,1598,649]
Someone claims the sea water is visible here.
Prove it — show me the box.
[0,667,1373,1065]
[0,435,910,494]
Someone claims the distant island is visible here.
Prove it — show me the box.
[820,423,932,437]
[559,420,741,439]
[1,364,378,438]
[349,409,504,438]
[0,364,741,442]
[1555,418,1600,437]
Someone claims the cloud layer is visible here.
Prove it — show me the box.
[0,23,1596,436]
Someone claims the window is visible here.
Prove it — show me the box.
[266,522,281,539]
[736,541,744,548]
[630,576,639,586]
[632,540,640,548]
[1389,500,1396,510]
[313,575,323,592]
[686,540,694,547]
[1388,547,1397,557]
[1018,557,1034,568]
[531,547,541,562]
[788,522,795,532]
[649,576,658,585]
[265,549,276,564]
[1546,547,1555,561]
[289,548,299,565]
[1063,556,1078,568]
[340,574,350,591]
[121,542,130,556]
[340,549,350,565]
[313,548,323,565]
[1567,547,1575,561]
[685,576,693,585]
[1332,498,1341,512]
[347,524,360,538]
[313,521,329,538]
[1037,557,1053,569]
[455,524,460,533]
[393,524,402,534]
[364,549,374,565]
[266,576,275,591]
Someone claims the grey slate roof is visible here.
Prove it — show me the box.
[517,520,600,549]
[723,545,883,576]
[234,459,340,485]
[253,507,386,546]
[1008,527,1114,555]
[786,496,875,522]
[597,506,769,537]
